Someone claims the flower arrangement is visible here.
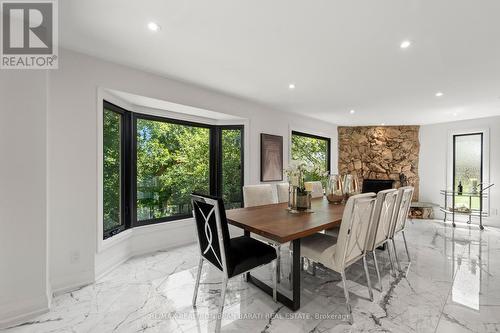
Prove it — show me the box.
[285,160,329,192]
[285,160,310,193]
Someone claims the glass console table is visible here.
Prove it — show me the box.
[440,184,494,230]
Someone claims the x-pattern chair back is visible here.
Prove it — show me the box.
[191,194,230,276]
[337,195,376,268]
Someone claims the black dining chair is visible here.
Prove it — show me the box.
[191,193,278,332]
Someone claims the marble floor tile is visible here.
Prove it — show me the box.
[3,220,500,333]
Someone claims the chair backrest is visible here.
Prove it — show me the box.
[305,181,324,198]
[191,193,231,274]
[366,189,398,251]
[276,183,289,203]
[243,184,276,207]
[390,186,414,236]
[334,193,376,268]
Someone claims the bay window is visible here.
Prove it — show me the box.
[102,101,243,239]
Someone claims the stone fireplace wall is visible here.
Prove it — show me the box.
[338,125,420,200]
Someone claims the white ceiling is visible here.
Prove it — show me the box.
[60,0,500,125]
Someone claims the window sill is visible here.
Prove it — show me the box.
[97,216,195,254]
[98,228,133,253]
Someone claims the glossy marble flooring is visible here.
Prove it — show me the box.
[3,219,500,333]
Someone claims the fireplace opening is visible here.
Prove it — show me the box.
[361,179,394,193]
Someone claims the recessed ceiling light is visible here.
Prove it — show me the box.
[453,112,458,116]
[400,40,411,49]
[148,22,161,32]
[350,109,355,114]
[288,83,295,90]
[435,91,444,97]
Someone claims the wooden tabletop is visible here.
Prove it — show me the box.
[226,197,345,243]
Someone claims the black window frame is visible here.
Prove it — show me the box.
[291,130,331,173]
[452,132,484,211]
[215,125,245,208]
[103,102,133,239]
[102,100,244,238]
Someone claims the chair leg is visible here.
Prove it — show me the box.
[215,277,228,333]
[192,257,203,306]
[402,231,411,262]
[363,255,374,301]
[272,259,278,302]
[340,270,353,325]
[372,251,382,292]
[391,238,402,272]
[386,242,396,276]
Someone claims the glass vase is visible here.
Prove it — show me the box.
[296,190,309,211]
[343,174,360,201]
[326,174,344,204]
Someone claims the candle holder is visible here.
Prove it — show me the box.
[326,174,344,204]
[342,174,360,203]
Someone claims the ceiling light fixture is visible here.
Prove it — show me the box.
[435,91,444,97]
[400,40,411,49]
[288,83,295,90]
[350,109,355,114]
[148,22,161,32]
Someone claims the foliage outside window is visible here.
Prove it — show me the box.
[221,128,243,209]
[103,109,123,234]
[136,118,210,221]
[291,131,330,183]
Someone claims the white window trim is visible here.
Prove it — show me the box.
[96,88,249,253]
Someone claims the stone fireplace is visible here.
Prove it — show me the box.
[338,125,420,200]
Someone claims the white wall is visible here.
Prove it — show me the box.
[48,49,338,293]
[420,116,500,224]
[0,71,49,327]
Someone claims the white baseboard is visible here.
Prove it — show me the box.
[0,295,49,330]
[51,270,94,296]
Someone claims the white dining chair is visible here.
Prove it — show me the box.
[324,192,375,237]
[242,184,282,281]
[276,183,290,203]
[365,189,399,289]
[243,184,277,207]
[304,181,324,198]
[389,186,414,272]
[300,193,377,324]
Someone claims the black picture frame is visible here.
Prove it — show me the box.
[260,133,283,182]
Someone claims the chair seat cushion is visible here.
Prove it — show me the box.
[227,236,277,277]
[300,233,339,271]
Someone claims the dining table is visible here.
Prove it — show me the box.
[226,197,345,311]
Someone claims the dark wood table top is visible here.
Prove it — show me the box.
[226,197,345,243]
